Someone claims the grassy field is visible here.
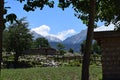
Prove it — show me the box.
[1,65,102,80]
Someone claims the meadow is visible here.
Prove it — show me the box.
[1,65,102,80]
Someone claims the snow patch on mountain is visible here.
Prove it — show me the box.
[31,30,62,42]
[45,35,62,42]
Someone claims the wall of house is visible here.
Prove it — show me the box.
[94,32,120,80]
[96,36,120,80]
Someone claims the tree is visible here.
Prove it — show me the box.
[80,40,101,55]
[3,17,33,67]
[0,0,95,76]
[58,1,96,79]
[0,0,54,70]
[34,37,50,48]
[96,0,120,26]
[0,0,4,70]
[2,29,9,51]
[81,1,96,79]
[92,41,101,55]
[1,0,120,77]
[68,48,74,54]
[80,40,86,54]
[57,43,65,55]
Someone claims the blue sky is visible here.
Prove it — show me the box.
[5,0,104,40]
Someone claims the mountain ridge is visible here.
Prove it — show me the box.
[31,29,87,52]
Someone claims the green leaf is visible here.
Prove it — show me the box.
[6,13,17,23]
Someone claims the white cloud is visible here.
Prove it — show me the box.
[31,25,76,40]
[31,25,50,36]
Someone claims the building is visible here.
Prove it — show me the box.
[94,24,120,80]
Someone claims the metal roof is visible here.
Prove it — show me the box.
[94,24,115,32]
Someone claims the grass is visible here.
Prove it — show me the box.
[1,66,102,80]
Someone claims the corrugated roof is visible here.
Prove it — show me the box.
[94,24,115,32]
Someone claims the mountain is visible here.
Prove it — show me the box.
[31,31,62,42]
[31,29,87,52]
[45,35,62,42]
[31,31,43,39]
[63,29,87,44]
[62,29,87,52]
[49,29,87,52]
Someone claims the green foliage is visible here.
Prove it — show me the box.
[59,50,66,55]
[92,41,101,54]
[17,0,54,11]
[57,43,65,55]
[58,0,93,26]
[3,4,17,29]
[34,37,50,48]
[90,54,101,66]
[80,40,86,54]
[6,13,17,23]
[58,0,120,28]
[97,0,120,25]
[68,60,81,67]
[80,40,101,54]
[68,48,74,53]
[3,30,9,50]
[3,17,33,61]
[114,21,120,31]
[57,43,65,50]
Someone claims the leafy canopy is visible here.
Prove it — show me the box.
[34,37,50,48]
[4,0,118,29]
[3,17,33,53]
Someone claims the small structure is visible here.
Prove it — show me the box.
[23,47,57,55]
[94,24,120,80]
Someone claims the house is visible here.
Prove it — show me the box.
[94,24,120,80]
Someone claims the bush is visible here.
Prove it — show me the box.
[63,60,81,67]
[1,61,33,69]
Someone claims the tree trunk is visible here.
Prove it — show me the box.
[81,0,96,80]
[14,53,19,68]
[0,0,4,71]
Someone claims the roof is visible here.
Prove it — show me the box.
[94,24,115,32]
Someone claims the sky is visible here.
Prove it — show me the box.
[5,0,104,40]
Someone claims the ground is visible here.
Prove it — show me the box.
[1,65,102,80]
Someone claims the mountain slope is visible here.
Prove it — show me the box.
[63,29,87,44]
[61,29,87,52]
[31,31,43,39]
[31,29,87,52]
[45,35,62,42]
[31,31,62,42]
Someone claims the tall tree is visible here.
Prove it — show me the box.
[3,17,33,67]
[57,43,65,55]
[92,41,101,54]
[0,0,54,70]
[0,0,4,70]
[1,0,120,77]
[3,29,9,51]
[97,0,120,26]
[81,1,96,80]
[80,40,86,54]
[68,48,74,54]
[59,0,96,80]
[80,40,101,55]
[34,37,50,48]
